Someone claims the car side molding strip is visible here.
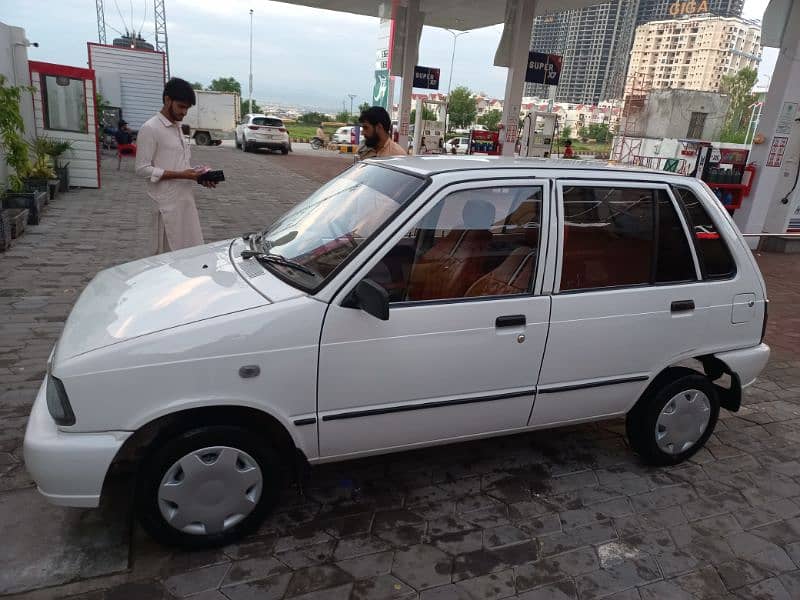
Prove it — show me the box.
[321,389,536,422]
[538,375,649,394]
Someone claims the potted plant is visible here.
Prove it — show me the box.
[45,138,73,193]
[1,76,46,225]
[28,136,59,200]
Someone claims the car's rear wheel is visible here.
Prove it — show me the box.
[136,425,282,548]
[626,369,719,466]
[194,132,211,146]
[234,133,241,149]
[281,145,289,155]
[242,137,250,153]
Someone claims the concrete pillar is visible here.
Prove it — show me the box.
[412,98,424,155]
[734,0,800,244]
[496,0,538,157]
[395,0,422,151]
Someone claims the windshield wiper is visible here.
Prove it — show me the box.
[240,250,317,277]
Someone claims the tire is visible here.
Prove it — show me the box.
[281,145,289,155]
[626,369,719,466]
[235,134,241,149]
[195,132,211,146]
[136,425,282,549]
[242,137,250,153]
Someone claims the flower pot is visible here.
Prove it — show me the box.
[48,180,59,201]
[0,209,12,251]
[2,191,46,225]
[23,177,49,194]
[56,164,70,193]
[2,208,28,238]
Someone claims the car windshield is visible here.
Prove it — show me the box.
[253,117,283,127]
[257,164,425,290]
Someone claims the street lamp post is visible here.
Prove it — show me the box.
[248,9,254,114]
[348,93,357,119]
[444,28,470,134]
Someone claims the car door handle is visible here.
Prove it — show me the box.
[496,315,526,328]
[671,300,695,313]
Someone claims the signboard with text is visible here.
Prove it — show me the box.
[525,52,562,86]
[413,66,440,90]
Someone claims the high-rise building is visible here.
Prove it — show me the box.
[636,0,744,27]
[526,0,638,104]
[625,15,761,96]
[525,0,745,105]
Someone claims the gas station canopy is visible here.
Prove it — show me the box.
[275,0,603,30]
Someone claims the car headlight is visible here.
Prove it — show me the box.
[46,374,75,426]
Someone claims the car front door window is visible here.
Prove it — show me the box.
[365,186,543,303]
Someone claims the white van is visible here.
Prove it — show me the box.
[25,157,769,548]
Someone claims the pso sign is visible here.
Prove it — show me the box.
[668,0,710,16]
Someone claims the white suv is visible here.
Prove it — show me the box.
[25,158,769,549]
[235,114,291,154]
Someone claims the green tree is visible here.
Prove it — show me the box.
[241,99,262,115]
[448,86,477,130]
[477,109,502,131]
[335,111,352,123]
[720,67,757,143]
[410,106,437,123]
[190,81,204,90]
[358,102,371,114]
[578,123,610,143]
[300,112,330,124]
[560,124,572,140]
[209,77,242,95]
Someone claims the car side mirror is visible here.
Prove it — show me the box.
[344,279,389,321]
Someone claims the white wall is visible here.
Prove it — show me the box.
[31,69,98,188]
[0,21,35,186]
[89,44,165,130]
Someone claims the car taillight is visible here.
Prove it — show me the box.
[279,128,287,133]
[248,125,259,130]
[761,298,769,343]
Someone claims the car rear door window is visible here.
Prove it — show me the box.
[560,185,697,292]
[672,186,736,279]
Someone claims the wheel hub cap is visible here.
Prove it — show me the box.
[655,389,711,455]
[158,446,263,536]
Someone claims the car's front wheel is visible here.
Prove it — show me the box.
[136,425,282,548]
[234,133,241,149]
[626,369,719,466]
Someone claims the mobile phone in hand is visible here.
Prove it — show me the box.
[197,170,224,184]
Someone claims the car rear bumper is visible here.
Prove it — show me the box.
[23,378,130,507]
[714,343,770,388]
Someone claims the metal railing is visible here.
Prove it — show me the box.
[742,233,800,238]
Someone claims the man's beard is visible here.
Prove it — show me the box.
[364,133,379,148]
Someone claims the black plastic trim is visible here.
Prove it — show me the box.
[293,417,317,426]
[321,389,536,422]
[538,375,649,394]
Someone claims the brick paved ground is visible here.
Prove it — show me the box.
[2,147,800,600]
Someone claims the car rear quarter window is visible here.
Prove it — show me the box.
[672,186,736,279]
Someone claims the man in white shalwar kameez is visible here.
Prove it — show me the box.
[135,78,215,255]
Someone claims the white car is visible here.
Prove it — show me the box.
[447,136,471,154]
[331,126,356,144]
[235,114,291,154]
[25,158,770,549]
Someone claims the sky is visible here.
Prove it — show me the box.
[4,0,776,112]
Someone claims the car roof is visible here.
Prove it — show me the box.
[367,156,692,182]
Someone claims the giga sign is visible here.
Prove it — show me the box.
[669,0,710,16]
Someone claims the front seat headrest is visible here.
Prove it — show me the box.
[462,198,496,230]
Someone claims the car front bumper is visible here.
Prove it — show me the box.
[23,378,131,507]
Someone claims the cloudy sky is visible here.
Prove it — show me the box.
[5,0,775,111]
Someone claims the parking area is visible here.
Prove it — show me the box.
[2,146,800,600]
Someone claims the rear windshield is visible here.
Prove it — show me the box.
[252,117,283,127]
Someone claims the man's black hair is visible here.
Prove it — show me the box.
[359,106,391,134]
[163,78,196,105]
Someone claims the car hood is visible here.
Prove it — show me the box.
[56,241,270,361]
